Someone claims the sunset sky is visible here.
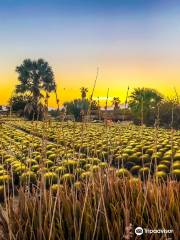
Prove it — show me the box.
[0,0,180,107]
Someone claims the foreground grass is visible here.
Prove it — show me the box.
[0,120,179,239]
[0,172,179,240]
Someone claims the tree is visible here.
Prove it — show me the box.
[159,99,180,129]
[129,88,163,125]
[112,97,120,110]
[15,59,56,120]
[64,88,99,121]
[90,100,99,110]
[49,109,61,118]
[64,99,89,121]
[9,94,32,116]
[54,87,60,111]
[80,87,88,101]
[64,99,100,121]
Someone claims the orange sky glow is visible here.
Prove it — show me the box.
[0,1,180,107]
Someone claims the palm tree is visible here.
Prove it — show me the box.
[80,87,88,101]
[129,88,163,125]
[64,99,89,121]
[24,101,35,120]
[54,86,60,112]
[15,59,56,120]
[112,97,120,110]
[41,62,56,106]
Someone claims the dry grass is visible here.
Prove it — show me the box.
[0,117,179,240]
[0,171,179,240]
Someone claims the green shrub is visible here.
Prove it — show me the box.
[61,173,75,183]
[139,167,150,180]
[31,164,40,172]
[20,171,37,185]
[174,153,180,161]
[171,169,180,180]
[26,158,37,166]
[51,184,64,194]
[63,160,78,172]
[116,168,130,178]
[80,171,92,180]
[87,158,100,165]
[44,159,54,167]
[0,170,8,176]
[155,171,167,180]
[0,175,10,185]
[130,165,141,175]
[157,164,169,173]
[173,161,180,170]
[99,162,108,169]
[74,181,82,190]
[48,154,56,161]
[55,166,66,175]
[44,172,58,187]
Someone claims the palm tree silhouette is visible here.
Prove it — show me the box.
[112,97,120,110]
[80,87,88,101]
[15,58,56,120]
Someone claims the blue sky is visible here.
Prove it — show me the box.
[0,0,180,106]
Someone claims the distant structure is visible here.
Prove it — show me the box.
[84,105,131,122]
[0,106,9,115]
